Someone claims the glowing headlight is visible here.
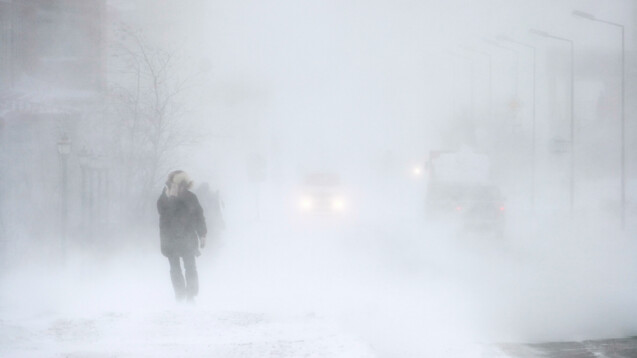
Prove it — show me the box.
[331,197,345,211]
[300,197,313,210]
[412,166,423,176]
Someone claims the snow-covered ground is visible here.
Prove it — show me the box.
[1,209,637,357]
[0,306,377,357]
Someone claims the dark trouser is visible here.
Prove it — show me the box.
[167,254,198,300]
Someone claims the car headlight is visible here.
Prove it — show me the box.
[300,196,313,210]
[331,197,345,211]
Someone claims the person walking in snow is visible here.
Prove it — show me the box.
[157,170,207,302]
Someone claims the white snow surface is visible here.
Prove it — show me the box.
[0,252,378,358]
[1,307,374,358]
[1,210,637,357]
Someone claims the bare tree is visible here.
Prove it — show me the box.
[107,25,202,223]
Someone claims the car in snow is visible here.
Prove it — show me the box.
[426,183,505,235]
[297,172,347,215]
[423,149,506,236]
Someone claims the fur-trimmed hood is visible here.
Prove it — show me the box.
[165,170,193,197]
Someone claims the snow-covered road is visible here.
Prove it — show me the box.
[1,307,378,358]
[0,219,489,358]
[2,214,637,357]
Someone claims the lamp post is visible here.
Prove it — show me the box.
[78,148,109,238]
[572,10,626,229]
[57,133,71,258]
[530,29,575,215]
[498,35,537,211]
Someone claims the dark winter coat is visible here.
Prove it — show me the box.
[157,190,207,257]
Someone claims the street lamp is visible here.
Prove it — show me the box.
[572,10,626,229]
[530,29,575,216]
[498,35,537,211]
[57,134,71,155]
[57,133,71,259]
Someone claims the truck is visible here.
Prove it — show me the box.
[425,148,505,236]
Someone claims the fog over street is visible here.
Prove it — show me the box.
[1,1,637,357]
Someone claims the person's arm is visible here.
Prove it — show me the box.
[157,189,167,215]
